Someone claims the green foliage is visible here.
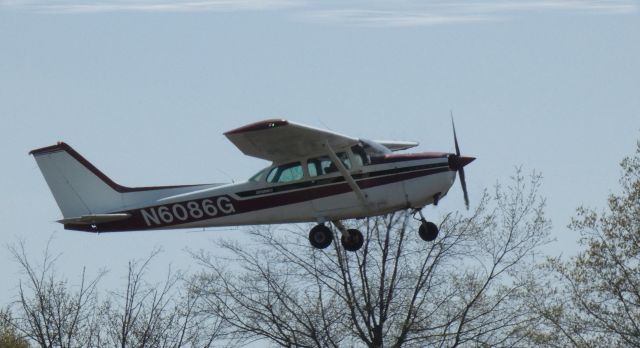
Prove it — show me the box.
[532,141,640,347]
[0,310,29,348]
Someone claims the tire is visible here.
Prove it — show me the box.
[309,225,333,249]
[341,229,364,252]
[418,221,439,242]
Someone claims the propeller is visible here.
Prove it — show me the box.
[449,113,475,209]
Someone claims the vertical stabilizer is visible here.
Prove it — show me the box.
[30,143,123,218]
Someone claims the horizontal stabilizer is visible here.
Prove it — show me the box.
[374,140,419,152]
[57,213,131,225]
[30,142,220,220]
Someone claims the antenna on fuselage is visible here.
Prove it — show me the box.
[215,168,235,183]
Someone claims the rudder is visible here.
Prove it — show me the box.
[30,142,123,218]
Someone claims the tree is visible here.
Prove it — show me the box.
[102,249,223,348]
[528,141,640,347]
[7,240,104,348]
[189,170,551,347]
[8,243,223,348]
[1,309,29,348]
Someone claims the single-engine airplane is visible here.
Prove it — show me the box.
[30,119,474,252]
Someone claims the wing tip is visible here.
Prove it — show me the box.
[224,119,289,136]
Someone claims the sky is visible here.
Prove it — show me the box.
[1,0,639,307]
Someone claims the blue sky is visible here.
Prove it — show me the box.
[1,0,639,305]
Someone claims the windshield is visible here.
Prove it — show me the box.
[361,139,391,155]
[266,162,304,183]
[248,167,270,182]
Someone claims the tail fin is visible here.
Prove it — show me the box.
[31,142,219,222]
[30,142,124,218]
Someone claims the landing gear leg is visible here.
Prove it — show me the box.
[309,224,333,249]
[415,209,439,242]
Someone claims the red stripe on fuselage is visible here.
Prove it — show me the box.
[370,152,449,165]
[65,165,450,232]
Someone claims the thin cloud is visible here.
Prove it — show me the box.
[447,0,638,15]
[305,9,494,27]
[1,0,636,26]
[303,0,638,27]
[1,0,302,13]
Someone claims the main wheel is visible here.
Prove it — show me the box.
[309,224,333,249]
[418,221,439,242]
[341,229,364,252]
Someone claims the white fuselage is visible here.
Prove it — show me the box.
[73,152,456,232]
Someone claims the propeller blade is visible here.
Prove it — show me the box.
[451,111,471,209]
[459,167,470,209]
[451,111,461,156]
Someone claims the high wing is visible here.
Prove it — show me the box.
[224,119,359,163]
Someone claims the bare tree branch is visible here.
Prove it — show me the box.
[190,169,550,347]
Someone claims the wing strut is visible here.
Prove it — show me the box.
[323,141,370,208]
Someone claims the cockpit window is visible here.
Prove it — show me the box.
[266,162,304,183]
[249,167,270,182]
[307,153,351,177]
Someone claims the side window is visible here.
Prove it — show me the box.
[308,157,333,177]
[351,145,369,166]
[308,153,351,177]
[338,152,352,170]
[307,160,320,177]
[267,162,303,183]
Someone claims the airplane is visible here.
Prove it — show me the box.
[30,118,474,252]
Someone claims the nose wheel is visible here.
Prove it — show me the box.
[418,221,439,241]
[414,209,439,242]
